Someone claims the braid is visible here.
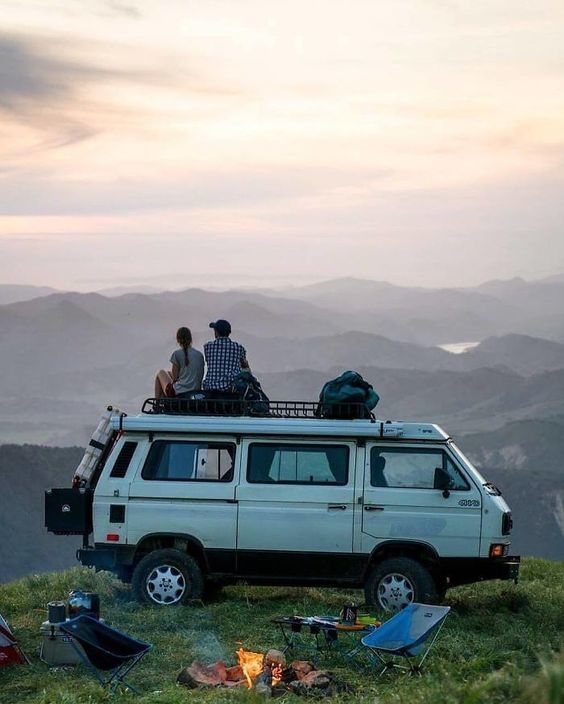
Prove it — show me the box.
[176,327,192,366]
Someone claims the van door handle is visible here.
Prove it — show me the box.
[364,505,384,511]
[328,504,347,511]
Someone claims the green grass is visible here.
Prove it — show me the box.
[1,559,563,703]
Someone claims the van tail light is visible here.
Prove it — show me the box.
[489,543,507,558]
[106,534,120,542]
[502,512,513,535]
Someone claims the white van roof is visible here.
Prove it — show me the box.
[112,414,449,442]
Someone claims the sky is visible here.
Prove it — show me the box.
[1,0,564,290]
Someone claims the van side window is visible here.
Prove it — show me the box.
[109,441,138,478]
[248,444,348,485]
[370,447,469,490]
[142,441,235,482]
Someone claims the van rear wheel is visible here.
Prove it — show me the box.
[365,557,438,611]
[132,549,204,605]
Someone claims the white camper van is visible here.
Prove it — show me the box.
[45,399,519,610]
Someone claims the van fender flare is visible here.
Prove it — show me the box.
[131,532,208,571]
[365,540,441,578]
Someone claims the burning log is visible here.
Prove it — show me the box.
[225,665,244,681]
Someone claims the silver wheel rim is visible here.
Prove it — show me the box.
[377,572,415,611]
[146,564,186,605]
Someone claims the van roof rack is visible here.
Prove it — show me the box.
[120,403,449,441]
[141,397,375,420]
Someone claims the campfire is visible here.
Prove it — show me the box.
[236,647,282,688]
[177,647,347,696]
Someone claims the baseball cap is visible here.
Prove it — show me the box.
[209,319,232,336]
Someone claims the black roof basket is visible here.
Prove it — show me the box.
[141,397,375,421]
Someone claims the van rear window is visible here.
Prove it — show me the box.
[247,444,349,485]
[142,441,235,482]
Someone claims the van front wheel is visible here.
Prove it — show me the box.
[132,549,204,605]
[365,557,438,611]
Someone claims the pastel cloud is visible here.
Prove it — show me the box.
[0,0,563,287]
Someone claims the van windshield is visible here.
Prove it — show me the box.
[449,442,486,484]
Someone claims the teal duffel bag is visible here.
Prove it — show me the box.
[316,371,379,419]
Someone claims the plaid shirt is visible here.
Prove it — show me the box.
[202,337,247,391]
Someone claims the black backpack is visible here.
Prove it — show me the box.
[232,371,270,415]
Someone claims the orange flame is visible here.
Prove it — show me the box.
[236,648,264,689]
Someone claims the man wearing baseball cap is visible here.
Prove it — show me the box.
[203,319,250,393]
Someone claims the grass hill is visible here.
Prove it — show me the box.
[0,559,563,703]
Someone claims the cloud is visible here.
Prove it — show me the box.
[0,35,71,106]
[0,33,115,151]
[0,29,246,158]
[0,164,390,216]
[101,1,141,18]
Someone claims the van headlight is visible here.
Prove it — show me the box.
[502,512,513,535]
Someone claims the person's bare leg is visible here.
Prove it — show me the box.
[155,369,173,398]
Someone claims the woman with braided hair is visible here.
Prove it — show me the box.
[154,327,204,398]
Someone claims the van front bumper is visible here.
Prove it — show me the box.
[442,555,520,588]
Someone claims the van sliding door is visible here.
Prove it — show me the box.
[236,439,359,581]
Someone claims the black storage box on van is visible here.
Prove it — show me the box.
[45,488,93,535]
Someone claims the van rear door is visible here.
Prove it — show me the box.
[361,443,481,557]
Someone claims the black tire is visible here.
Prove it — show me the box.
[364,557,438,611]
[132,549,204,606]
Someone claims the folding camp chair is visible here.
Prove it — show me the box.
[59,615,151,694]
[361,603,450,676]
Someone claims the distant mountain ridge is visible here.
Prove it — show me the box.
[3,273,564,343]
[0,284,61,305]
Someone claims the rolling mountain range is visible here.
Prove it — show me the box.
[1,276,564,444]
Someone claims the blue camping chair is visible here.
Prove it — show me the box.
[361,603,450,676]
[59,615,151,693]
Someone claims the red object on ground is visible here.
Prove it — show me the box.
[0,614,29,667]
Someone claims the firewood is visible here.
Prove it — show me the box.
[299,670,331,688]
[288,670,333,695]
[177,660,228,688]
[225,665,244,681]
[291,660,315,679]
[280,666,298,684]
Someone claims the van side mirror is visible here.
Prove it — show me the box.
[434,467,454,498]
